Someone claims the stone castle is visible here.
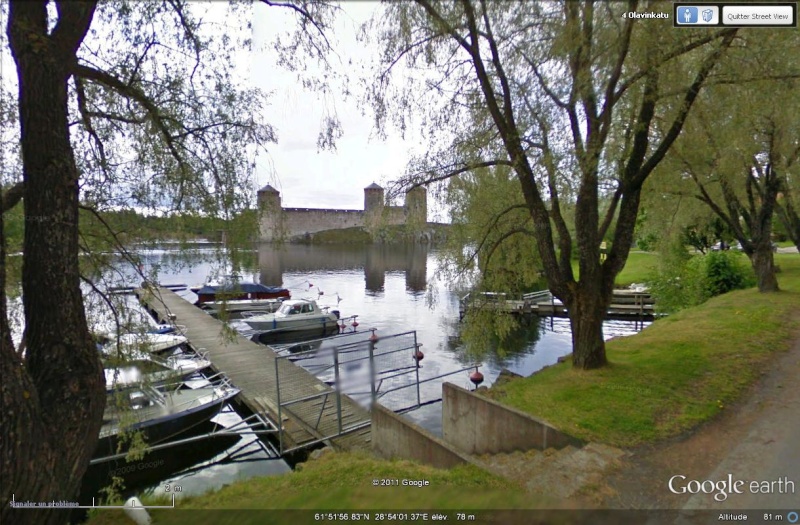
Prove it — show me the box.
[257,183,427,242]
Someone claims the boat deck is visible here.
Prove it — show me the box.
[135,286,371,454]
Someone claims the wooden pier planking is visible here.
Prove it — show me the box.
[134,286,371,453]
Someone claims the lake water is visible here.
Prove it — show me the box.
[76,242,647,503]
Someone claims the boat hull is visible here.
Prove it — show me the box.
[250,324,341,345]
[244,315,340,333]
[93,387,239,460]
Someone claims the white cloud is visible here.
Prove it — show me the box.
[251,1,422,211]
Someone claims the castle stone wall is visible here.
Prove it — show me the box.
[257,184,427,242]
[282,208,365,238]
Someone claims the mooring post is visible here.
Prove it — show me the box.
[333,347,343,434]
[414,332,421,407]
[274,357,283,454]
[368,339,377,406]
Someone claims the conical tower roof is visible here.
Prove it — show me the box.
[258,184,279,193]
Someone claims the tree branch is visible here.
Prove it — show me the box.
[1,182,24,213]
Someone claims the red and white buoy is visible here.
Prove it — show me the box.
[469,368,484,388]
[413,345,424,364]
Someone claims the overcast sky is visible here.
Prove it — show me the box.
[0,2,442,219]
[252,2,431,215]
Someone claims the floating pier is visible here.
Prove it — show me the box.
[134,286,372,455]
[459,289,656,320]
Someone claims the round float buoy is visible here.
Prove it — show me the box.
[369,330,379,342]
[339,321,347,331]
[413,349,424,362]
[351,318,359,328]
[469,369,484,387]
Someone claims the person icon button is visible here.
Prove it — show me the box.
[677,6,699,24]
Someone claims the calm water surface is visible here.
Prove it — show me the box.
[82,242,648,501]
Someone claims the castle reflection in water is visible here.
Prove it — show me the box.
[258,243,429,294]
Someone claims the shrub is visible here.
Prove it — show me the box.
[648,250,754,313]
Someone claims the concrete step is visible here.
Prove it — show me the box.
[474,443,627,501]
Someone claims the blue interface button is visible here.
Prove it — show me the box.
[787,511,798,524]
[677,6,699,24]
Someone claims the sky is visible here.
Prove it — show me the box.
[251,2,432,215]
[0,2,442,220]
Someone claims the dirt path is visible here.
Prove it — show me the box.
[598,324,800,509]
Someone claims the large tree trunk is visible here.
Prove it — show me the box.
[1,3,104,525]
[749,242,780,292]
[776,201,800,253]
[566,281,611,369]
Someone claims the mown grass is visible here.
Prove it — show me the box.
[569,250,659,287]
[614,251,659,286]
[488,253,800,447]
[86,451,547,524]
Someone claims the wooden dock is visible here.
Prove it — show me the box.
[135,286,371,454]
[460,289,656,320]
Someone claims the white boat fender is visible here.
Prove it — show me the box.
[123,496,152,525]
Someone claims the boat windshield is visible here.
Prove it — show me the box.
[278,302,311,315]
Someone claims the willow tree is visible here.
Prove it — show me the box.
[0,1,333,524]
[649,30,800,292]
[660,81,798,292]
[366,0,736,368]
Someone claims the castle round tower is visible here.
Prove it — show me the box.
[364,182,385,213]
[404,186,427,226]
[257,184,282,241]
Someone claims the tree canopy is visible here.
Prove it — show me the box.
[365,0,737,368]
[0,2,335,523]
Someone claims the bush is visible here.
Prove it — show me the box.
[704,250,755,295]
[648,250,755,313]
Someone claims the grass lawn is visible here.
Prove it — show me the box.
[614,251,658,286]
[488,253,800,447]
[85,452,548,524]
[569,250,659,288]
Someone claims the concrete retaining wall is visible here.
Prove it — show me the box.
[442,383,583,455]
[371,404,475,469]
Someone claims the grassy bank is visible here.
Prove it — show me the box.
[86,452,547,524]
[568,250,658,287]
[488,253,800,447]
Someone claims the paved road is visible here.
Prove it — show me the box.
[683,336,800,510]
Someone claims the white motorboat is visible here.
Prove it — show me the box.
[243,299,340,333]
[94,382,240,460]
[101,332,188,356]
[105,352,211,392]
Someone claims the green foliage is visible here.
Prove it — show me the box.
[441,166,543,295]
[649,243,755,313]
[487,254,800,446]
[635,233,659,252]
[704,251,755,296]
